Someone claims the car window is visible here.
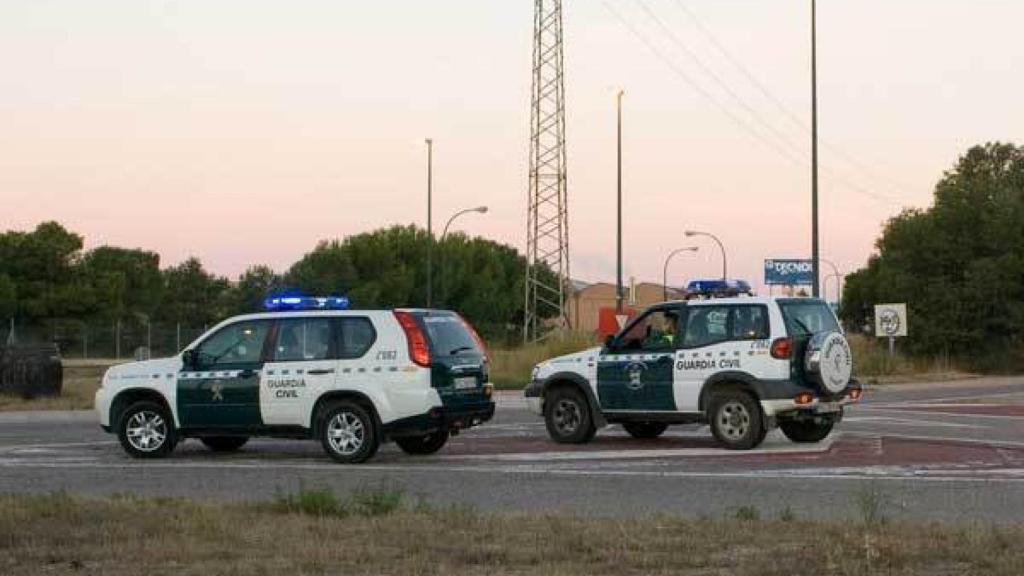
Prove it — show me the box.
[682,306,730,348]
[616,309,682,352]
[272,318,332,362]
[780,301,840,336]
[337,317,376,359]
[420,314,481,356]
[731,306,769,340]
[195,321,270,366]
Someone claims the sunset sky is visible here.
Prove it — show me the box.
[2,0,1021,294]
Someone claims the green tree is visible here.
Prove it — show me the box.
[227,265,283,314]
[157,257,230,327]
[841,142,1024,369]
[0,221,84,321]
[80,246,163,324]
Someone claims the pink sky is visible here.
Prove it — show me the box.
[2,1,1021,295]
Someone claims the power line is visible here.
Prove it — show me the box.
[601,0,808,168]
[668,0,917,200]
[603,0,906,207]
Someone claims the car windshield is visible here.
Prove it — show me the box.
[419,314,481,356]
[779,301,840,337]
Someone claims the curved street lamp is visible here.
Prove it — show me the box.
[662,247,699,301]
[819,257,842,308]
[439,206,489,306]
[684,230,727,280]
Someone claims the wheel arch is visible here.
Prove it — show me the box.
[310,390,383,437]
[698,371,762,414]
[110,388,175,429]
[541,372,607,427]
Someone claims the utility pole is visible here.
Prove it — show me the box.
[524,0,570,342]
[425,138,434,308]
[616,89,624,314]
[811,0,821,298]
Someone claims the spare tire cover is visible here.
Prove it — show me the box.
[804,331,852,394]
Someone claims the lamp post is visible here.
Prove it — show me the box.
[425,138,434,307]
[662,247,699,301]
[819,257,842,308]
[615,89,625,314]
[684,230,728,280]
[439,206,489,306]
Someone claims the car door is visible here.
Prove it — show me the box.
[260,316,338,426]
[597,308,681,412]
[178,319,272,429]
[673,304,770,411]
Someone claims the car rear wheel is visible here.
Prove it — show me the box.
[319,401,379,464]
[117,401,177,459]
[622,422,668,439]
[200,436,249,452]
[709,390,766,450]
[780,419,835,443]
[544,386,596,444]
[394,430,449,455]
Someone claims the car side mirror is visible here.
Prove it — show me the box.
[181,349,198,370]
[603,334,616,352]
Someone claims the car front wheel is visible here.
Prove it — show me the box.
[544,386,597,444]
[709,390,766,450]
[319,401,379,464]
[117,401,177,459]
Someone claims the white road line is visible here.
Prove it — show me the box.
[844,431,1024,450]
[843,416,988,429]
[1,458,1023,484]
[0,441,116,453]
[855,407,1023,422]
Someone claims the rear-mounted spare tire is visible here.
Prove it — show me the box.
[804,331,852,394]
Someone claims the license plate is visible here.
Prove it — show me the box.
[816,401,841,413]
[454,377,478,390]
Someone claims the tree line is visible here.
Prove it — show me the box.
[841,142,1024,370]
[0,223,550,348]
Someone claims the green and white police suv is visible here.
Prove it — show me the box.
[96,295,495,463]
[525,281,863,450]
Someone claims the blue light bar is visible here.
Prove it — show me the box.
[686,279,752,297]
[263,294,350,311]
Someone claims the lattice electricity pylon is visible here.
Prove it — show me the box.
[523,0,570,342]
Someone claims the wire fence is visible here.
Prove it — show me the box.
[1,320,208,361]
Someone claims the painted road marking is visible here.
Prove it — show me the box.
[844,416,988,429]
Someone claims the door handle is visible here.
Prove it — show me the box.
[308,368,335,375]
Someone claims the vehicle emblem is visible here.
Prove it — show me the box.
[625,362,646,391]
[210,383,224,402]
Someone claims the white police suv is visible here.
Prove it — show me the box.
[525,285,862,450]
[96,296,495,463]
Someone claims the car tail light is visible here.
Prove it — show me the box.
[849,388,863,401]
[770,337,792,359]
[795,392,815,405]
[458,314,489,360]
[394,311,431,367]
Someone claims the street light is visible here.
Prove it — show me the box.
[662,247,699,301]
[439,206,489,306]
[819,257,842,308]
[425,138,434,307]
[684,230,728,280]
[810,0,821,297]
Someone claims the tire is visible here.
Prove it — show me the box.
[544,386,597,444]
[780,419,835,443]
[200,436,249,452]
[709,389,766,450]
[318,401,379,464]
[394,430,449,455]
[622,422,668,439]
[117,400,177,459]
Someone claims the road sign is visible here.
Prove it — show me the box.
[874,303,908,338]
[764,259,814,285]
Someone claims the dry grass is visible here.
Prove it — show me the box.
[1,491,1022,575]
[848,335,973,384]
[0,361,114,412]
[489,332,598,389]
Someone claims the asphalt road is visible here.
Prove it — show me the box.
[2,377,1023,524]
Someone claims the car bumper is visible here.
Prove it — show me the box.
[760,382,863,418]
[383,401,496,438]
[524,380,544,415]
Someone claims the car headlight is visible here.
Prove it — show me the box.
[531,365,541,380]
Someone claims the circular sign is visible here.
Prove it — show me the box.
[879,309,901,336]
